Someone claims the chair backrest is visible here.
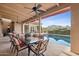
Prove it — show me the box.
[8,33,15,44]
[36,39,49,53]
[9,33,23,49]
[41,39,49,50]
[13,37,26,48]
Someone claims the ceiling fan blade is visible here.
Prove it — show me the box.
[34,11,39,14]
[24,7,32,10]
[38,9,46,13]
[37,4,42,9]
[34,3,37,7]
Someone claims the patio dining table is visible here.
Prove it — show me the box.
[25,37,40,56]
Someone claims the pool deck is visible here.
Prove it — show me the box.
[0,36,77,56]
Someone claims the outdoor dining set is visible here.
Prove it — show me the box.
[8,32,49,56]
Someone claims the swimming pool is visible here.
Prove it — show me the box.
[44,34,70,46]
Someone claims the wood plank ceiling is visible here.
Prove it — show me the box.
[0,3,58,23]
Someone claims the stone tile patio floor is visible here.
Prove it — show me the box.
[0,36,68,56]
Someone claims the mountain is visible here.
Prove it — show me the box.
[46,25,71,30]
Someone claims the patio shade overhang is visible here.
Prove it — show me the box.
[22,3,70,23]
[0,3,70,23]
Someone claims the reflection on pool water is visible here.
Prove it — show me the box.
[44,34,70,47]
[57,40,70,46]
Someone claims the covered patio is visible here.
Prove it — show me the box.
[0,3,78,56]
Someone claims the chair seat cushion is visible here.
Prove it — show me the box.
[18,39,26,47]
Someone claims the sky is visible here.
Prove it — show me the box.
[41,11,71,27]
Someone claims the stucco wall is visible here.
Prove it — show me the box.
[71,4,79,54]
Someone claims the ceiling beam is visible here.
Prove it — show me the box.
[0,5,28,18]
[0,12,16,21]
[0,11,27,23]
[0,9,27,22]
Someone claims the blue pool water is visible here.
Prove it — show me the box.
[44,34,70,46]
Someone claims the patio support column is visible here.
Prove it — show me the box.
[38,17,41,37]
[71,4,79,54]
[21,23,23,33]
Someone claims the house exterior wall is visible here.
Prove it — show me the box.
[71,4,79,54]
[0,20,10,37]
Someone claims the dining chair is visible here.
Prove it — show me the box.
[9,33,21,52]
[30,39,49,56]
[12,37,28,56]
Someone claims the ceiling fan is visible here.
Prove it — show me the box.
[24,3,46,15]
[16,16,21,24]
